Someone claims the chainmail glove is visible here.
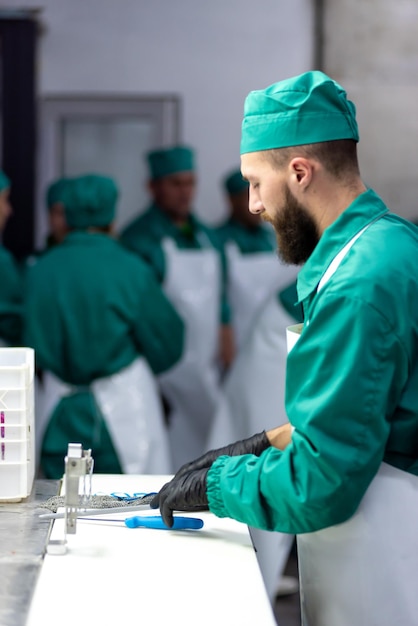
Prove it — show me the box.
[150,468,209,528]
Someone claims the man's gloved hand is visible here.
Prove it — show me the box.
[173,430,270,479]
[150,468,209,528]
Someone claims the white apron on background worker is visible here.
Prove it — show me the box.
[120,147,232,471]
[158,237,226,469]
[36,357,171,475]
[225,241,298,351]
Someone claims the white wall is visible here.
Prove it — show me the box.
[6,0,315,226]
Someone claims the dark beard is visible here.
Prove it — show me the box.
[263,185,319,265]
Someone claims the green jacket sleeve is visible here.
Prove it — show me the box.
[132,263,185,374]
[207,289,406,534]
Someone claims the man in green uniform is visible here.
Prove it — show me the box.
[150,72,418,625]
[0,170,22,346]
[120,146,233,468]
[24,173,184,479]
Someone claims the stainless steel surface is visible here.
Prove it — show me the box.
[0,479,60,626]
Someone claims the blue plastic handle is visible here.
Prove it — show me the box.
[125,515,204,530]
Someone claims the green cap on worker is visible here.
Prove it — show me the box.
[147,146,195,180]
[223,169,249,196]
[240,70,359,154]
[63,174,118,229]
[45,177,70,210]
[0,170,11,192]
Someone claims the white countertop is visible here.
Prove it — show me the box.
[27,474,277,626]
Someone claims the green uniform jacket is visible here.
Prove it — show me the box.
[23,232,184,477]
[215,217,276,254]
[207,189,418,534]
[0,244,23,345]
[120,203,230,324]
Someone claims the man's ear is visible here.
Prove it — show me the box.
[288,157,314,190]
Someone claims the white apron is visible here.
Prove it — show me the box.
[208,292,297,601]
[158,237,224,469]
[226,242,298,351]
[35,357,172,475]
[287,223,418,626]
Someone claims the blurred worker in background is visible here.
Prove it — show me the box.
[120,146,233,469]
[24,173,184,478]
[44,177,70,249]
[216,168,298,353]
[150,71,418,626]
[24,177,70,271]
[0,170,23,346]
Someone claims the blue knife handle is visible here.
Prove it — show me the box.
[125,515,204,530]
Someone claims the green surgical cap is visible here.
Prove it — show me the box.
[147,146,195,180]
[0,170,11,192]
[223,169,249,195]
[240,70,359,154]
[63,174,118,229]
[45,178,69,210]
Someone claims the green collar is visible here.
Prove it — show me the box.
[150,203,197,239]
[297,188,389,304]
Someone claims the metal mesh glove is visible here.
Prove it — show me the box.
[150,468,209,528]
[173,430,270,479]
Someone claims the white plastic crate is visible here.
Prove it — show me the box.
[0,348,35,501]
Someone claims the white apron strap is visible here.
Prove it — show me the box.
[286,223,373,348]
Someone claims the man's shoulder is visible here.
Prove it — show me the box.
[121,207,157,236]
[0,244,16,265]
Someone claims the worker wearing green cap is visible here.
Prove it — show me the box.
[150,71,418,625]
[24,173,184,478]
[44,177,70,248]
[120,146,233,469]
[216,167,299,353]
[0,170,23,346]
[23,178,71,271]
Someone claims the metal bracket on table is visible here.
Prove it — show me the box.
[64,443,94,536]
[47,443,94,555]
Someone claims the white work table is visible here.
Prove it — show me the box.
[27,474,277,626]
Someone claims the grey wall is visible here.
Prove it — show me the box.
[323,0,418,220]
[4,0,315,229]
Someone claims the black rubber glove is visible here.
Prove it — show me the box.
[172,430,270,479]
[150,468,209,528]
